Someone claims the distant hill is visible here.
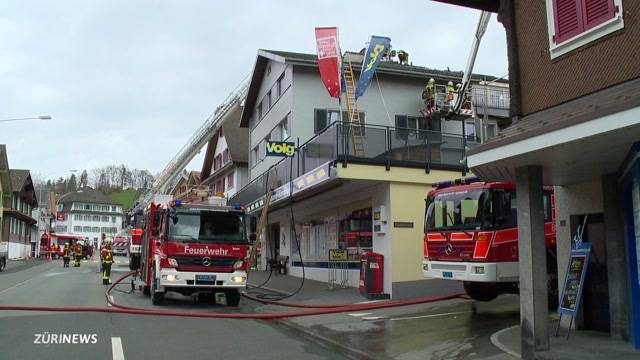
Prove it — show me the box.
[109,188,140,211]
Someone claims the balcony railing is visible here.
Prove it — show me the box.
[231,121,473,206]
[470,86,510,110]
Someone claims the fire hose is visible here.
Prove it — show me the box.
[0,270,465,319]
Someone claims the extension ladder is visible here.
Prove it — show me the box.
[343,54,366,157]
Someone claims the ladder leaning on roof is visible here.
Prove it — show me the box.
[342,54,366,157]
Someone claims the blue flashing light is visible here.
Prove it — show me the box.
[234,203,243,210]
[174,199,182,207]
[432,176,481,189]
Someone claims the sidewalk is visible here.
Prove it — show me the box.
[2,258,48,274]
[492,322,639,359]
[246,270,367,305]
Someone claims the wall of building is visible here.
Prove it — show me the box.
[514,1,640,116]
[554,180,604,290]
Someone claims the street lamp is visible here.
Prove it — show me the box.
[0,115,52,122]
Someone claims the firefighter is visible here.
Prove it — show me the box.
[74,241,83,267]
[422,78,436,114]
[446,81,456,105]
[62,243,71,268]
[397,50,409,65]
[101,243,114,285]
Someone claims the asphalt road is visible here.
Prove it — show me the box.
[0,258,348,360]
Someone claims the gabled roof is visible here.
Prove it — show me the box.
[240,49,506,127]
[432,0,500,12]
[0,145,12,196]
[58,187,117,205]
[10,169,30,192]
[200,102,248,180]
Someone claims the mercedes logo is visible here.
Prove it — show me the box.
[445,243,453,255]
[202,257,212,267]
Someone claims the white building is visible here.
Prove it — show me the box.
[56,187,124,247]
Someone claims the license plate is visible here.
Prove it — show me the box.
[442,271,453,279]
[196,274,216,282]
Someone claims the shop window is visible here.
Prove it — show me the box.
[339,208,373,261]
[395,115,440,140]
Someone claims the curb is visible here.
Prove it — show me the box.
[273,318,384,360]
[490,325,521,359]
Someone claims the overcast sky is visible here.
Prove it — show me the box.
[0,0,507,181]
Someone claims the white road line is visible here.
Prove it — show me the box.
[490,325,521,359]
[356,300,384,304]
[361,316,387,321]
[390,311,471,321]
[107,295,114,307]
[347,312,372,317]
[111,337,125,360]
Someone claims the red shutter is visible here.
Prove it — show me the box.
[582,0,616,30]
[553,0,584,43]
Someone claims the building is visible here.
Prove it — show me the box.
[32,187,57,257]
[436,0,640,356]
[56,187,124,247]
[199,100,250,199]
[230,49,509,297]
[170,170,202,201]
[1,169,38,259]
[0,145,10,264]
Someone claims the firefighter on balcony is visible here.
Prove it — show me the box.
[397,50,409,65]
[74,241,83,267]
[101,242,114,285]
[62,243,71,268]
[422,78,436,116]
[446,81,456,107]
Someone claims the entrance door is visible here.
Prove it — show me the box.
[573,214,610,332]
[268,223,280,266]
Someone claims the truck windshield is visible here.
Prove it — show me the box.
[169,210,246,244]
[425,189,490,231]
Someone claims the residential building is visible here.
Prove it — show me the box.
[56,187,124,247]
[437,0,640,356]
[1,169,38,259]
[170,170,202,201]
[199,100,250,199]
[0,145,10,264]
[231,49,509,297]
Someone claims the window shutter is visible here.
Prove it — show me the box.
[582,0,616,30]
[553,0,584,44]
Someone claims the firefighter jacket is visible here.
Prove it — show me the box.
[101,249,113,264]
[75,244,83,256]
[63,247,71,257]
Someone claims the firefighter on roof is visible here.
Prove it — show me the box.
[101,242,114,285]
[62,243,71,268]
[397,50,409,65]
[74,241,83,267]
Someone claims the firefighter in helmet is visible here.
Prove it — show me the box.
[101,242,114,285]
[74,241,83,267]
[62,242,71,268]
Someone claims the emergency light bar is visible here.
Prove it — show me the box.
[432,176,481,189]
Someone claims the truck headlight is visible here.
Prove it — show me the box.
[231,276,246,284]
[162,274,178,281]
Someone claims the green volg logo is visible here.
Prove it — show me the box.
[266,141,296,157]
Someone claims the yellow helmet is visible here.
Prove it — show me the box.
[428,78,435,84]
[448,81,454,86]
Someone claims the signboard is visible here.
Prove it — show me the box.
[329,249,348,262]
[373,206,386,234]
[266,141,295,157]
[315,27,342,98]
[558,242,592,316]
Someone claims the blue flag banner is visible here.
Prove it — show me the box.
[355,35,391,99]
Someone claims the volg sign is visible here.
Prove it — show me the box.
[266,141,295,157]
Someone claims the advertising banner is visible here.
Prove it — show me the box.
[355,35,391,99]
[315,27,342,98]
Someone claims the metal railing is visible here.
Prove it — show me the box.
[470,86,510,110]
[231,121,470,206]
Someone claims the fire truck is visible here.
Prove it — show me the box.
[131,197,250,306]
[422,177,558,304]
[129,228,143,270]
[112,236,130,256]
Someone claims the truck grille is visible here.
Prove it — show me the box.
[172,256,238,268]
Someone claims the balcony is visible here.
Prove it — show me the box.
[470,86,510,118]
[231,121,473,209]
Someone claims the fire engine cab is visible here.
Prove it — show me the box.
[131,197,249,306]
[422,177,558,303]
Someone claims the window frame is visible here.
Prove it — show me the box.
[546,0,624,59]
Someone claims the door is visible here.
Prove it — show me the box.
[268,223,280,266]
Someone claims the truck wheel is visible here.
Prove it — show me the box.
[225,289,241,306]
[151,267,164,305]
[463,282,498,302]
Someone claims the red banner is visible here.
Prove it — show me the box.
[315,27,341,98]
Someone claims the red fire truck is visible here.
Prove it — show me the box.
[131,198,250,306]
[422,178,558,303]
[129,228,143,270]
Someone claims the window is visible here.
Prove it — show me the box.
[277,73,285,97]
[547,0,623,58]
[111,216,116,223]
[257,101,263,120]
[83,226,91,232]
[395,115,440,139]
[314,109,328,134]
[267,90,272,108]
[74,226,81,232]
[314,109,365,134]
[92,227,100,233]
[102,216,109,222]
[486,123,497,139]
[280,115,289,140]
[251,146,259,167]
[465,120,477,142]
[223,149,230,164]
[219,127,224,138]
[227,173,234,189]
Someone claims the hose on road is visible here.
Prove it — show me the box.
[0,270,466,319]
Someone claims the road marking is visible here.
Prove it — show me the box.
[356,300,384,304]
[390,311,471,321]
[111,337,125,360]
[361,316,387,321]
[490,325,521,359]
[107,295,114,307]
[347,312,372,317]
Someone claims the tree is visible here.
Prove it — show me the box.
[79,170,88,188]
[67,174,78,192]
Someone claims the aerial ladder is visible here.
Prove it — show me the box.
[342,54,366,157]
[133,80,249,212]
